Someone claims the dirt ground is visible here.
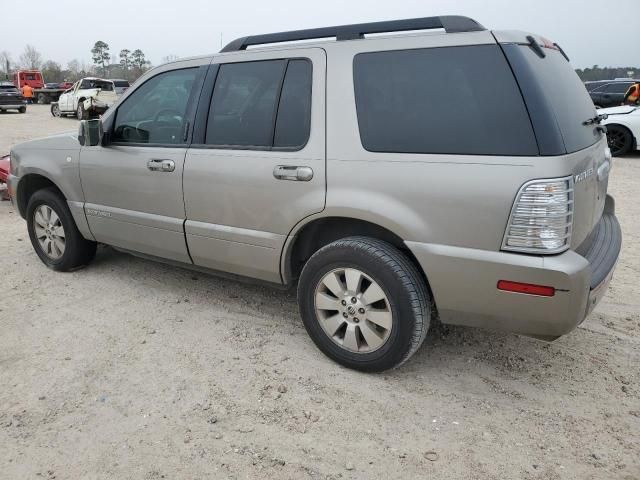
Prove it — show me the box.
[0,105,638,480]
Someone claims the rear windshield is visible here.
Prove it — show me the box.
[0,85,18,91]
[504,45,599,154]
[353,45,538,156]
[113,80,130,87]
[80,79,114,91]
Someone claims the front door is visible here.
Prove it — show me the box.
[79,65,204,263]
[183,49,326,283]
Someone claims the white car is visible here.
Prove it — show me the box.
[51,77,118,120]
[600,105,640,156]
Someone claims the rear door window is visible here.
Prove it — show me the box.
[605,83,631,94]
[206,59,313,149]
[353,45,538,156]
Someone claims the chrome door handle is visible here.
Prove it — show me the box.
[273,165,314,182]
[147,159,175,172]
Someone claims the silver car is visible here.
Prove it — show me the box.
[7,16,621,371]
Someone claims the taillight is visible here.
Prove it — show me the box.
[502,177,573,254]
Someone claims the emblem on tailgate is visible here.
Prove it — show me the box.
[574,168,594,184]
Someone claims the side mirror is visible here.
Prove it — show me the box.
[78,119,103,146]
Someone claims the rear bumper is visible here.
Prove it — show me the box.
[0,103,25,109]
[406,198,621,339]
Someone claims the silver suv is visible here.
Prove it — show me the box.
[7,16,622,371]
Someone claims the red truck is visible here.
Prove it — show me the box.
[12,70,67,104]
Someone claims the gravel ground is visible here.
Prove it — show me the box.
[1,105,639,480]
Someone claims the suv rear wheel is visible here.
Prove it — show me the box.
[298,237,431,372]
[26,188,97,271]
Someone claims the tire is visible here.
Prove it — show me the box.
[606,125,634,157]
[77,103,88,120]
[18,106,26,114]
[298,237,431,372]
[26,188,97,271]
[37,93,46,104]
[51,103,61,117]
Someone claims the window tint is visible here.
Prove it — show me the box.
[508,46,599,154]
[207,60,286,147]
[274,60,312,148]
[113,68,198,144]
[605,82,632,93]
[353,45,538,156]
[206,59,312,149]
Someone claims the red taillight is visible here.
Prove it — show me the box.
[497,280,555,297]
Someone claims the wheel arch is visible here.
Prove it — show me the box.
[16,173,66,219]
[281,215,433,301]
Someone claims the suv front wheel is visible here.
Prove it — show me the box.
[298,237,431,372]
[26,188,97,271]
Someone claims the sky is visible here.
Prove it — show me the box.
[0,0,638,70]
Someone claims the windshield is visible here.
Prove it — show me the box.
[0,85,18,91]
[79,79,114,91]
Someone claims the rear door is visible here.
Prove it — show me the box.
[183,48,326,283]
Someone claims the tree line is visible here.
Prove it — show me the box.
[0,42,169,84]
[575,66,639,82]
[90,41,151,81]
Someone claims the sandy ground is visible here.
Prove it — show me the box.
[0,105,638,480]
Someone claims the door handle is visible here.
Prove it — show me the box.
[273,165,314,182]
[147,159,175,172]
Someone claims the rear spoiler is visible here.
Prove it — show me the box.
[492,30,570,61]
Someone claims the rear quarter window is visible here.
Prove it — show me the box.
[353,45,538,156]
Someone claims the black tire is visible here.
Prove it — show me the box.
[51,103,61,117]
[77,103,88,120]
[26,188,97,271]
[19,106,26,114]
[298,237,431,372]
[606,125,634,157]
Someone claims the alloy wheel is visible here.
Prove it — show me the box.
[314,267,393,353]
[607,128,628,156]
[33,205,66,260]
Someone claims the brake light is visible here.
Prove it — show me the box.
[497,280,555,297]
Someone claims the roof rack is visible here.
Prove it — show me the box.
[220,15,486,53]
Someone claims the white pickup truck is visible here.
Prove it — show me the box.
[51,77,118,120]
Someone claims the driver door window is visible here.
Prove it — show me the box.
[112,68,198,145]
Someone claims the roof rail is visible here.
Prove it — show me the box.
[220,16,486,53]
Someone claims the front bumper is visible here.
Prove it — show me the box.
[406,198,621,340]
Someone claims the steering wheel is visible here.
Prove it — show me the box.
[153,108,183,124]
